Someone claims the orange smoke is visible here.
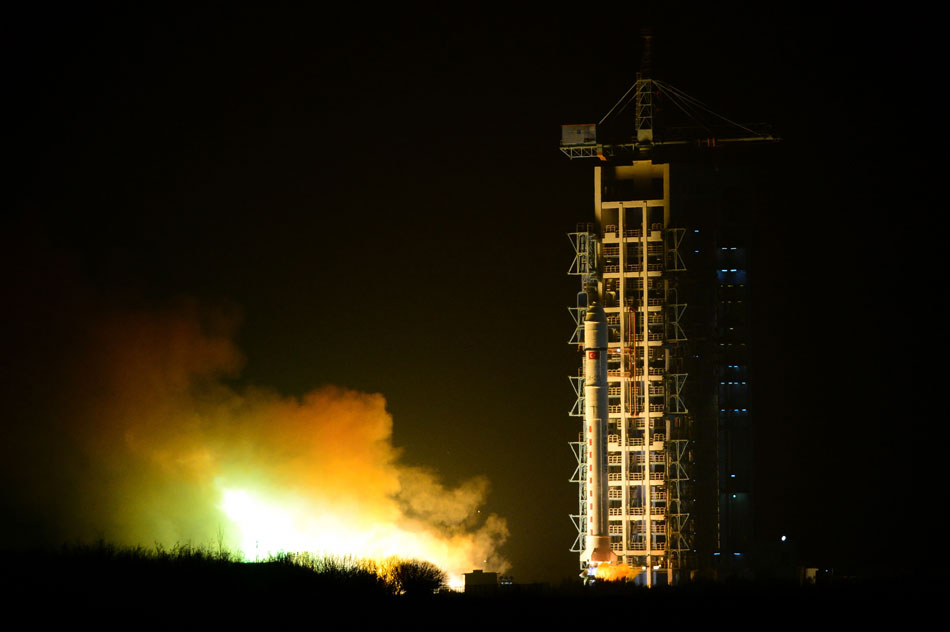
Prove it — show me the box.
[595,563,638,582]
[1,281,508,581]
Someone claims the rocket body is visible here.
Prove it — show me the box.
[583,303,614,564]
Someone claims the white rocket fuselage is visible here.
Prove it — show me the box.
[583,303,614,564]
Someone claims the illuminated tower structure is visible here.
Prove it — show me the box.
[567,158,689,586]
[563,45,774,585]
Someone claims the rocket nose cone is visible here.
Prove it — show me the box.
[584,302,606,323]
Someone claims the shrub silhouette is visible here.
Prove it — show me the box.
[1,541,454,606]
[385,559,447,596]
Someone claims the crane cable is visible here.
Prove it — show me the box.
[598,78,643,126]
[653,82,715,137]
[599,77,763,138]
[655,80,761,136]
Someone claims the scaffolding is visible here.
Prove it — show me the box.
[562,39,774,582]
[568,161,694,586]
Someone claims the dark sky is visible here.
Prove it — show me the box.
[4,6,910,582]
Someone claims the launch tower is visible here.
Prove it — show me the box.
[564,38,775,585]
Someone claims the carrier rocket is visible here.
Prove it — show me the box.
[583,303,617,566]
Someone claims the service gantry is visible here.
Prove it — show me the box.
[564,35,775,586]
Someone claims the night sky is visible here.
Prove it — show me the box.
[3,6,911,582]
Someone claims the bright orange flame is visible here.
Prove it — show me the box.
[218,485,506,585]
[595,563,638,582]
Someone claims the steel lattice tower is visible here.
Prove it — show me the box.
[562,43,774,584]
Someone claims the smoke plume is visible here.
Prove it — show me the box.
[0,239,508,579]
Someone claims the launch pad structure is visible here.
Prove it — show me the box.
[568,160,689,586]
[564,43,775,586]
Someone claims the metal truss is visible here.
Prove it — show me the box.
[568,230,596,279]
[569,440,587,554]
[635,78,654,141]
[569,373,585,418]
[558,144,640,160]
[666,438,694,566]
[666,228,687,271]
[568,306,587,345]
[568,228,595,560]
[666,373,689,414]
[667,302,687,342]
[560,145,604,160]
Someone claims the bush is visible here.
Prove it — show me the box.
[385,559,446,596]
